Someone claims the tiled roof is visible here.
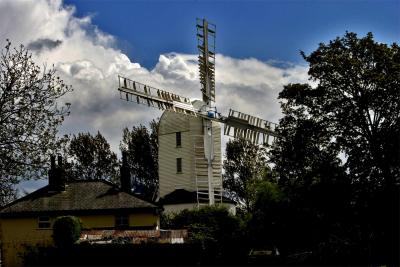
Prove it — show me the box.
[0,180,158,216]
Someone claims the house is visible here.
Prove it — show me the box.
[0,155,161,267]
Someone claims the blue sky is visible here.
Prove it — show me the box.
[65,0,400,69]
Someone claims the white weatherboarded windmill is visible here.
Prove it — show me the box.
[118,19,278,212]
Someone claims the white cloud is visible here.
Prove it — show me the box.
[153,53,198,81]
[0,0,71,45]
[1,0,310,193]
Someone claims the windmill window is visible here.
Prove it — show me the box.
[176,158,182,173]
[38,216,51,229]
[115,215,129,228]
[176,132,182,147]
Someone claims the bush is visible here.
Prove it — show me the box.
[52,216,82,247]
[165,205,248,264]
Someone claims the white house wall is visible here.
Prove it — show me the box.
[158,110,222,199]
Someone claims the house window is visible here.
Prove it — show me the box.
[176,132,181,147]
[115,215,129,228]
[177,158,182,173]
[38,216,51,229]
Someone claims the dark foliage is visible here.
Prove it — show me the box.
[52,216,82,248]
[63,131,119,183]
[22,243,204,266]
[270,32,400,265]
[247,181,283,249]
[223,138,269,212]
[120,119,159,201]
[162,205,249,264]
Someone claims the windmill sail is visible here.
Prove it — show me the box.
[223,109,278,144]
[118,76,197,116]
[196,18,216,105]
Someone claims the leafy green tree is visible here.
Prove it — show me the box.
[120,119,159,201]
[223,138,270,212]
[271,32,399,264]
[66,131,119,182]
[0,40,72,205]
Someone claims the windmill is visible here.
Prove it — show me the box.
[117,18,278,209]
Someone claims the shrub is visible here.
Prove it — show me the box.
[168,206,243,243]
[52,216,82,247]
[165,205,248,264]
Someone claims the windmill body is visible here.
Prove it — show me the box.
[117,19,277,211]
[158,102,224,212]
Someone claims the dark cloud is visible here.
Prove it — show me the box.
[27,38,62,52]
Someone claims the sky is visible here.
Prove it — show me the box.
[0,0,399,192]
[64,0,399,69]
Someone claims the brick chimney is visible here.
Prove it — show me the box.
[48,154,66,191]
[120,151,131,193]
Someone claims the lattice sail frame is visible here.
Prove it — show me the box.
[118,76,278,145]
[118,76,197,116]
[196,18,216,105]
[223,109,278,145]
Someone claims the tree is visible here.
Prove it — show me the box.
[271,32,399,264]
[120,119,159,201]
[0,183,19,207]
[222,138,270,212]
[247,180,284,250]
[0,40,71,205]
[65,132,119,182]
[52,216,82,248]
[301,32,399,187]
